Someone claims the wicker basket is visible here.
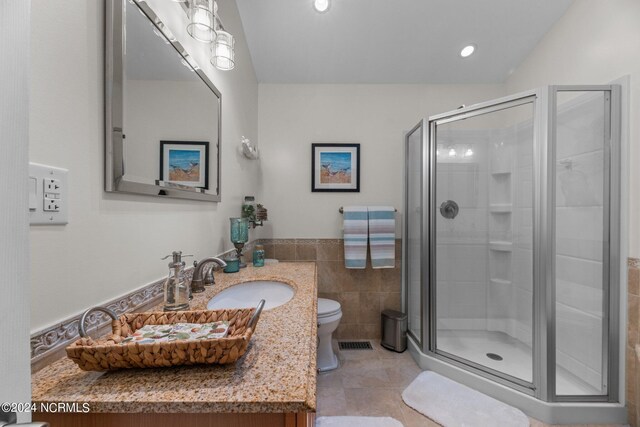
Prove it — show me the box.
[66,305,262,372]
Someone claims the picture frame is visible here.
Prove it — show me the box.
[160,141,209,189]
[311,143,360,192]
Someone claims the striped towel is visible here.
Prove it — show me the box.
[343,206,368,269]
[368,206,395,269]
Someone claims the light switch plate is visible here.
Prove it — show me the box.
[29,162,68,225]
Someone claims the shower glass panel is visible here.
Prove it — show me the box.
[405,122,424,343]
[433,100,535,385]
[554,90,609,396]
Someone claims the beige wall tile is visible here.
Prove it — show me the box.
[379,267,402,292]
[629,295,639,347]
[629,403,638,427]
[360,323,382,339]
[266,238,402,341]
[628,345,637,410]
[317,240,345,261]
[342,268,368,292]
[365,269,385,292]
[296,243,317,261]
[631,267,640,296]
[261,243,275,259]
[318,292,340,302]
[339,292,359,324]
[317,261,344,293]
[382,292,402,312]
[336,323,362,340]
[274,243,296,261]
[359,292,383,324]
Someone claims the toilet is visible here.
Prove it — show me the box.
[317,298,342,372]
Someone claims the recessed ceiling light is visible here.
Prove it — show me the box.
[460,44,476,58]
[313,0,330,13]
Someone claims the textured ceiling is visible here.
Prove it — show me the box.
[235,0,573,83]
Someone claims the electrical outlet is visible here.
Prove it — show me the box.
[44,178,61,194]
[29,162,68,225]
[44,196,61,212]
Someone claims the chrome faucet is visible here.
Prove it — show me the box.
[191,257,227,293]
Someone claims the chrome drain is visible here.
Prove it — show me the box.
[486,353,503,361]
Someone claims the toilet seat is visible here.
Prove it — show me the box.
[318,298,341,319]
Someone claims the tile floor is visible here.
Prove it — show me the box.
[316,340,626,427]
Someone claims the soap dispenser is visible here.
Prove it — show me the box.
[162,251,192,312]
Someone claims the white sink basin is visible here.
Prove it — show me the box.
[207,280,295,311]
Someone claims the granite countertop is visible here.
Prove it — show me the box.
[31,262,318,413]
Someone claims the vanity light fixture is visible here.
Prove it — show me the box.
[448,147,457,157]
[183,0,236,71]
[460,44,476,58]
[465,147,474,157]
[186,0,216,43]
[313,0,331,13]
[211,30,235,70]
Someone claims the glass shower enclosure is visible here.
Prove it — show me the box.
[404,85,621,404]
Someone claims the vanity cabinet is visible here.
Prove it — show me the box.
[34,412,314,427]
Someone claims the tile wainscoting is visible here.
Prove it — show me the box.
[258,239,402,340]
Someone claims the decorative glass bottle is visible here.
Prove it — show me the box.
[253,245,265,267]
[229,217,249,268]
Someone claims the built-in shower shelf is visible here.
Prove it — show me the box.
[489,204,512,213]
[490,278,512,286]
[491,170,511,176]
[489,241,513,252]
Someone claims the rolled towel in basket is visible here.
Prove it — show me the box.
[121,321,229,344]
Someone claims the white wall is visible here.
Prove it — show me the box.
[1,0,32,416]
[256,84,504,239]
[506,0,640,258]
[29,0,259,332]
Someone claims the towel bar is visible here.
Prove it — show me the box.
[339,207,397,213]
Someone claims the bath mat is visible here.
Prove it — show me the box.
[402,371,529,427]
[316,416,404,427]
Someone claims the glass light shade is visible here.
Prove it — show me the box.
[460,44,476,58]
[211,31,235,70]
[187,0,216,43]
[229,217,249,244]
[313,0,330,13]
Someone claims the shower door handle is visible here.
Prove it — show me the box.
[440,200,459,219]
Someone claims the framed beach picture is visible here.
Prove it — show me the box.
[311,143,360,192]
[160,141,209,189]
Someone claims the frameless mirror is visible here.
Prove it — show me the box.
[106,0,221,201]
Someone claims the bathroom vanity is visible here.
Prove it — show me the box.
[31,263,317,427]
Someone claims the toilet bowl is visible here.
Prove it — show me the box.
[317,298,342,372]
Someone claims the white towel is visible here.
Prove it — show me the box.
[368,206,395,269]
[343,206,368,269]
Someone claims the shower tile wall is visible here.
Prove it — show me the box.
[512,120,534,346]
[436,131,489,331]
[554,93,606,393]
[259,239,402,339]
